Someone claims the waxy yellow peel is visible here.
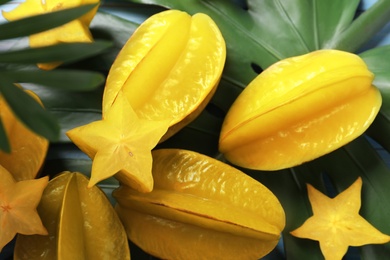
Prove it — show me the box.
[103,10,226,141]
[219,50,382,170]
[2,0,99,70]
[0,90,48,181]
[114,149,285,260]
[13,172,130,260]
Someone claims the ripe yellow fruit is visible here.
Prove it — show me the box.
[2,0,99,70]
[114,149,285,260]
[219,50,382,170]
[0,90,48,181]
[103,10,226,141]
[14,172,130,260]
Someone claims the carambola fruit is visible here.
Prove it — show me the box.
[114,149,285,260]
[219,50,382,170]
[13,172,130,260]
[102,10,226,141]
[0,90,48,181]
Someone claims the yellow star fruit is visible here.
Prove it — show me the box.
[102,10,226,141]
[0,90,48,181]
[66,92,170,192]
[291,177,390,260]
[0,165,48,252]
[13,172,130,259]
[2,0,99,70]
[219,50,382,170]
[114,149,285,260]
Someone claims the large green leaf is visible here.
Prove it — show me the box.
[77,11,141,72]
[360,45,390,152]
[0,4,98,40]
[367,112,390,153]
[23,82,103,142]
[246,165,325,260]
[157,107,223,157]
[127,0,389,87]
[361,46,390,116]
[330,0,390,52]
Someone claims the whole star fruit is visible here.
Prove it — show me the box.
[0,90,48,181]
[0,165,48,252]
[2,0,99,70]
[219,49,382,170]
[13,172,130,260]
[102,9,226,142]
[113,149,285,260]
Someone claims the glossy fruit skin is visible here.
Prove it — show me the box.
[102,10,226,141]
[0,90,48,181]
[219,50,382,170]
[2,0,99,70]
[13,172,130,260]
[114,149,285,260]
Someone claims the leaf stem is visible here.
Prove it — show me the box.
[330,0,390,52]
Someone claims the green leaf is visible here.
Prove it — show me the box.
[0,118,11,153]
[0,4,98,40]
[360,45,390,152]
[23,83,103,142]
[0,70,105,91]
[0,0,12,5]
[244,165,325,259]
[367,113,390,153]
[329,0,390,52]
[77,11,141,72]
[127,0,367,87]
[244,135,390,259]
[157,108,222,157]
[0,77,60,141]
[360,45,390,92]
[0,40,113,64]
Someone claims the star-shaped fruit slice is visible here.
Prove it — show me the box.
[0,165,48,252]
[66,92,170,192]
[290,177,390,260]
[2,0,99,70]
